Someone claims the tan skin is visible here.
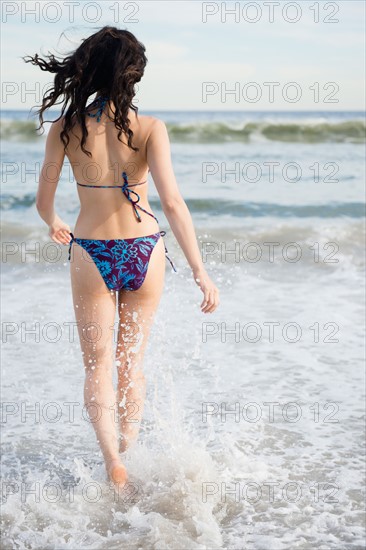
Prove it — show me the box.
[36,99,220,487]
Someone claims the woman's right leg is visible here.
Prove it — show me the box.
[69,242,124,482]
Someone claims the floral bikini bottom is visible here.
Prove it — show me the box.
[68,230,176,292]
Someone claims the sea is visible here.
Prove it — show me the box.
[1,110,365,549]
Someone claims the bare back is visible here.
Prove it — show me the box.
[65,102,159,239]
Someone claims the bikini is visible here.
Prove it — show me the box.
[68,96,177,292]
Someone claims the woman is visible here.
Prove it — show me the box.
[24,26,219,488]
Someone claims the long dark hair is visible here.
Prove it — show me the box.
[23,26,148,157]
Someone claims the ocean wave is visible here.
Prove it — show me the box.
[166,120,366,143]
[1,118,365,143]
[0,120,41,141]
[1,193,36,210]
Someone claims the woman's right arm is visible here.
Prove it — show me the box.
[146,118,219,313]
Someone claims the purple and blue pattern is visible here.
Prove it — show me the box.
[68,232,162,291]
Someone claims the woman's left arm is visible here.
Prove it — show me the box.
[36,118,71,245]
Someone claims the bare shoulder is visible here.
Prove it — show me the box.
[135,114,166,130]
[133,114,168,144]
[135,114,155,123]
[46,116,65,142]
[50,116,64,131]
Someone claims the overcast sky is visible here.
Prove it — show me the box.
[1,0,365,111]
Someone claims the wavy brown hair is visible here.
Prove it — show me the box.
[23,26,147,157]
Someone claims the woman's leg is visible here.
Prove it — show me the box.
[69,242,123,481]
[116,236,166,453]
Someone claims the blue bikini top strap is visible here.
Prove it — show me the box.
[121,172,159,223]
[76,181,147,189]
[76,172,158,224]
[85,96,109,122]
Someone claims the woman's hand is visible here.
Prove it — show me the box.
[48,216,71,245]
[193,268,220,313]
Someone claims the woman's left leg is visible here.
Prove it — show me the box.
[116,235,166,453]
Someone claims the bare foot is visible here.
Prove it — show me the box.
[107,459,128,488]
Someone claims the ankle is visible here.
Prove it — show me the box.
[105,455,121,467]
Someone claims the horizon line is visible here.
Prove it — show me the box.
[1,108,365,113]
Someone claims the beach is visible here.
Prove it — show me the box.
[1,109,365,549]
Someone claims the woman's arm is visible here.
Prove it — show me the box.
[36,119,70,245]
[147,118,220,313]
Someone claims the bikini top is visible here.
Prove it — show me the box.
[78,95,157,224]
[76,172,158,224]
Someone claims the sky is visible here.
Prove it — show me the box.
[1,0,365,111]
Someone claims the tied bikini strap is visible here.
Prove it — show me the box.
[85,96,109,123]
[159,230,177,272]
[121,171,159,224]
[68,232,75,261]
[68,229,177,272]
[76,171,158,224]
